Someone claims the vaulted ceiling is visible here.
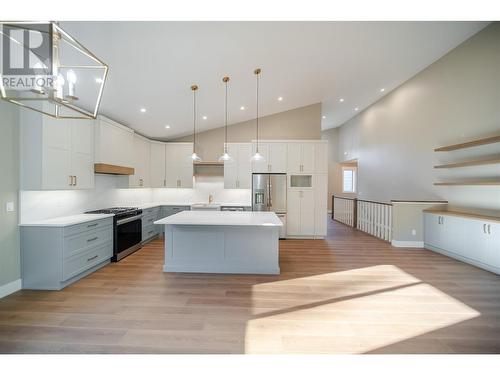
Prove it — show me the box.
[62,21,488,139]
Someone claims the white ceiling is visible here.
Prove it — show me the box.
[62,21,488,140]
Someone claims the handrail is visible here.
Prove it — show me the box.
[332,195,356,201]
[357,198,392,206]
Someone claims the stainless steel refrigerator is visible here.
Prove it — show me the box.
[252,173,287,238]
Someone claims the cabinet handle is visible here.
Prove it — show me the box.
[69,175,73,186]
[163,179,166,187]
[87,255,98,262]
[87,236,98,242]
[87,223,98,228]
[488,224,491,235]
[74,175,77,186]
[483,224,487,233]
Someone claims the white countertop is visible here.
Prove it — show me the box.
[19,214,114,227]
[155,211,282,227]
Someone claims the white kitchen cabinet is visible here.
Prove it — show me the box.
[287,189,315,237]
[224,143,252,189]
[20,110,94,190]
[314,174,328,236]
[94,116,134,168]
[129,134,151,188]
[165,143,193,188]
[424,212,500,275]
[150,141,166,188]
[287,141,326,174]
[252,142,287,173]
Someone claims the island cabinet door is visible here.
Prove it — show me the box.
[150,142,166,187]
[488,223,500,269]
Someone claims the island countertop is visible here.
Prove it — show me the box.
[154,211,283,227]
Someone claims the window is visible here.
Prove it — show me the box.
[342,167,357,193]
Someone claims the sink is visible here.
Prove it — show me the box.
[190,203,221,211]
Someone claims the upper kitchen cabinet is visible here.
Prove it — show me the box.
[252,141,287,173]
[165,143,193,188]
[150,141,166,188]
[224,143,252,189]
[129,134,151,188]
[94,116,134,168]
[287,141,328,174]
[20,110,94,190]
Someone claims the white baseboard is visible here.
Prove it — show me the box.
[391,240,424,248]
[0,279,22,299]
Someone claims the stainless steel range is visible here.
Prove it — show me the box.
[85,207,143,261]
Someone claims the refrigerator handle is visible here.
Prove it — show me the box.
[268,178,272,208]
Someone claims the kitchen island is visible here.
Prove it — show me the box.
[155,211,282,274]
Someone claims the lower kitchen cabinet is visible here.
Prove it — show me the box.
[21,217,113,290]
[142,206,162,242]
[424,211,500,275]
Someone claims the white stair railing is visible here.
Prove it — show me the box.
[332,196,356,227]
[356,199,392,242]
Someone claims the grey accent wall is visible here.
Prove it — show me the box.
[174,103,322,161]
[335,23,500,215]
[0,101,21,287]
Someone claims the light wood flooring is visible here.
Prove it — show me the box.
[1,219,500,354]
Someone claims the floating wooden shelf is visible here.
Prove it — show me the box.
[434,135,500,152]
[193,161,224,166]
[434,179,500,186]
[434,157,500,169]
[94,163,134,175]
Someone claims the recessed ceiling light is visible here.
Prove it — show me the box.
[322,115,326,119]
[140,108,146,113]
[95,78,103,83]
[240,106,245,110]
[380,88,385,92]
[165,125,170,129]
[202,116,207,120]
[339,98,344,102]
[354,107,359,111]
[277,97,283,101]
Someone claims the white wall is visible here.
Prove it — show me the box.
[336,23,500,215]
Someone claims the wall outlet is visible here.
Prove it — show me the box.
[6,201,15,212]
[411,229,417,236]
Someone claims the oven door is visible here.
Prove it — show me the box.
[115,215,142,260]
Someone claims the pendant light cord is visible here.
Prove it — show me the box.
[191,85,197,154]
[255,68,261,153]
[224,79,228,153]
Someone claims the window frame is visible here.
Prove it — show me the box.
[342,166,357,193]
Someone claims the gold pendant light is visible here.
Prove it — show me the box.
[190,84,201,162]
[251,68,264,161]
[218,76,233,162]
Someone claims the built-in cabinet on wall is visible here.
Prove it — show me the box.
[287,189,315,236]
[150,142,193,188]
[129,134,151,188]
[94,116,134,168]
[252,141,288,173]
[20,111,95,190]
[224,143,252,189]
[287,141,328,174]
[424,211,500,275]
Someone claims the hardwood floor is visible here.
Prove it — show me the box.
[1,218,500,354]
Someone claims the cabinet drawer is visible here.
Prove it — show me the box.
[142,213,158,227]
[64,226,113,258]
[64,218,113,238]
[142,224,159,242]
[143,206,160,216]
[63,242,112,281]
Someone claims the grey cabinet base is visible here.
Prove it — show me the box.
[22,259,110,291]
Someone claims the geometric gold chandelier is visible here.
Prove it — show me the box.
[0,21,108,119]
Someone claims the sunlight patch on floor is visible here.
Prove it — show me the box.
[244,266,480,354]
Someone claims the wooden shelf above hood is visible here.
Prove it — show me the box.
[94,163,135,175]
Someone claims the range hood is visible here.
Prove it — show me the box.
[193,161,223,176]
[94,163,135,175]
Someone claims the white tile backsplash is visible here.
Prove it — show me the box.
[20,175,251,223]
